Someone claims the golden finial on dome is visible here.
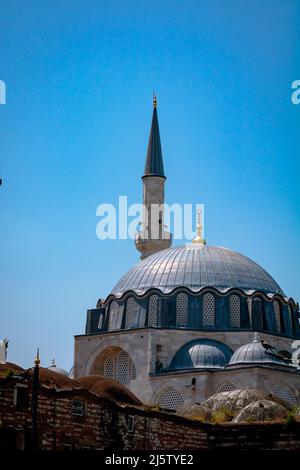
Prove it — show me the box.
[192,208,206,244]
[34,348,40,367]
[153,92,157,108]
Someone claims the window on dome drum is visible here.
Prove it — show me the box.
[103,351,137,384]
[216,382,237,393]
[108,301,123,331]
[156,386,185,412]
[273,300,281,333]
[288,305,296,336]
[203,293,215,327]
[252,297,264,331]
[273,385,297,408]
[125,297,140,329]
[148,295,159,327]
[229,295,241,328]
[176,293,188,327]
[98,313,104,330]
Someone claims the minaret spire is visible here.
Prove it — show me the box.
[135,96,172,259]
[143,94,165,178]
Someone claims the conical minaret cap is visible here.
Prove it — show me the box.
[143,95,165,178]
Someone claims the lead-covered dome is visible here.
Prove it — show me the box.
[168,339,233,371]
[228,335,292,367]
[232,399,288,423]
[112,244,284,298]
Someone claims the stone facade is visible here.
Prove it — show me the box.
[74,328,300,408]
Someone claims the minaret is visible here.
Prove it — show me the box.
[135,96,172,259]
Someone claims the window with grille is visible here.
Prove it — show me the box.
[273,385,297,408]
[72,400,85,417]
[229,295,241,327]
[127,415,135,433]
[148,295,159,327]
[108,301,123,331]
[216,381,237,393]
[125,297,139,329]
[117,351,130,384]
[273,300,281,332]
[203,293,215,326]
[104,351,137,383]
[156,386,184,411]
[131,362,137,380]
[104,357,115,379]
[176,293,188,327]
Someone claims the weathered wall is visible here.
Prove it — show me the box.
[1,376,300,451]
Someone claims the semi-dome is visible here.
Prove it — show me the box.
[168,339,233,371]
[228,334,293,367]
[112,244,284,298]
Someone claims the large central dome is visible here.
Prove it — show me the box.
[112,244,284,298]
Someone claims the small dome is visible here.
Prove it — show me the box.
[0,362,24,378]
[233,400,288,423]
[203,388,269,414]
[169,339,233,371]
[48,359,69,377]
[77,376,142,407]
[112,244,284,297]
[36,368,80,390]
[228,334,292,367]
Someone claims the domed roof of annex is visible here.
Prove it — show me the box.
[111,244,284,298]
[203,388,269,414]
[168,339,233,371]
[232,399,288,423]
[77,376,142,407]
[228,334,294,368]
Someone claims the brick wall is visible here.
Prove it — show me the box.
[1,376,300,451]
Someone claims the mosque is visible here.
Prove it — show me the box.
[74,98,300,412]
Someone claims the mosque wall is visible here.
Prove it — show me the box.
[74,329,300,406]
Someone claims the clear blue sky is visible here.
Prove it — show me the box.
[0,0,299,371]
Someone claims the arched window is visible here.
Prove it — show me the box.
[117,351,130,384]
[273,385,297,408]
[108,301,123,331]
[176,293,188,327]
[103,350,137,384]
[125,297,139,329]
[104,357,115,379]
[229,295,241,327]
[203,293,215,326]
[131,362,137,380]
[252,297,264,330]
[156,386,184,411]
[148,295,159,327]
[216,381,237,393]
[273,300,281,332]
